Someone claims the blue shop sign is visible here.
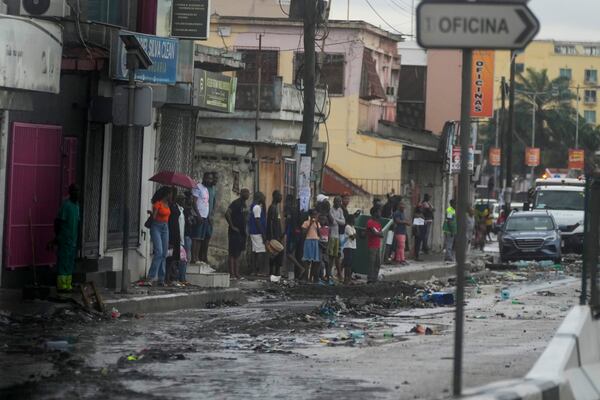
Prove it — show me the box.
[113,31,178,84]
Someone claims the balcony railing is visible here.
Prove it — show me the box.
[235,77,326,117]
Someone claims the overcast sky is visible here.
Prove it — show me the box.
[329,0,600,42]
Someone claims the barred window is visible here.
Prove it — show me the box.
[294,52,345,95]
[237,49,279,85]
[107,126,143,249]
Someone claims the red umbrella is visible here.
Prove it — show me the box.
[149,171,197,189]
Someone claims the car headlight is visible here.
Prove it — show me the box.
[544,233,558,241]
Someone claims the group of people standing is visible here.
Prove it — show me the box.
[145,172,218,286]
[380,193,435,265]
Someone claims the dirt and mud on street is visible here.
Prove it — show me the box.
[0,255,582,400]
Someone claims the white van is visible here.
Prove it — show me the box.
[532,178,585,251]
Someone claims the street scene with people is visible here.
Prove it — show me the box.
[1,0,600,399]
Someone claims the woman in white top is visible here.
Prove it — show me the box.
[342,215,357,284]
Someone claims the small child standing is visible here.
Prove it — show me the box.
[342,215,356,284]
[302,209,320,282]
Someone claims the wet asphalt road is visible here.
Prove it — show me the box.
[0,257,580,399]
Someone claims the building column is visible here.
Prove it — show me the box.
[0,110,9,284]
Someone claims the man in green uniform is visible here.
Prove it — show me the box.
[54,184,80,292]
[443,199,457,262]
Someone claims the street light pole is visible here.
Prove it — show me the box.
[531,93,536,186]
[575,84,580,150]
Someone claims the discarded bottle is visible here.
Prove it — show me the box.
[383,331,394,338]
[431,292,455,305]
[349,330,365,339]
[111,307,120,319]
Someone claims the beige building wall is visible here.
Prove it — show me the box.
[211,0,289,18]
[494,40,600,126]
[425,50,462,134]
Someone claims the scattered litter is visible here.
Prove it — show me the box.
[537,290,556,297]
[410,324,433,335]
[270,275,282,283]
[110,307,120,319]
[500,289,510,300]
[44,340,71,352]
[512,300,525,305]
[473,315,487,319]
[422,291,454,306]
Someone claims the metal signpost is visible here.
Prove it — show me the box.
[416,0,539,396]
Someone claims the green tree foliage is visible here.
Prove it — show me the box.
[479,68,600,176]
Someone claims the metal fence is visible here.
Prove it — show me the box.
[348,178,401,196]
[157,108,194,175]
[82,124,104,257]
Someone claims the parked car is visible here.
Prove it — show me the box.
[498,211,561,263]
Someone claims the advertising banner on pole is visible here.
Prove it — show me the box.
[568,149,585,170]
[488,147,501,166]
[451,145,474,173]
[525,147,540,167]
[471,50,495,118]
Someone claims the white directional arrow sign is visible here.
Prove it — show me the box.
[416,1,540,49]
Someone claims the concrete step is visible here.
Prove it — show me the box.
[103,288,244,314]
[76,257,113,273]
[186,272,230,288]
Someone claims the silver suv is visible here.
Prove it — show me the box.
[498,211,562,264]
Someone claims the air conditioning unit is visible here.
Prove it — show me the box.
[20,0,70,17]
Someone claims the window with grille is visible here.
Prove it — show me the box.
[294,52,345,95]
[237,49,279,84]
[87,0,130,27]
[554,45,576,55]
[284,159,297,200]
[107,127,143,249]
[584,110,596,124]
[585,69,598,83]
[584,90,597,104]
[515,63,525,74]
[559,68,572,80]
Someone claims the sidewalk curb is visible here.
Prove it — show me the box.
[380,262,459,282]
[103,288,246,314]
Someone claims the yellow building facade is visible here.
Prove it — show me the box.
[202,16,404,194]
[495,40,600,126]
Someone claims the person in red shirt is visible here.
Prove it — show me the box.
[366,206,384,283]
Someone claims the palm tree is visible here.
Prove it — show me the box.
[514,68,576,173]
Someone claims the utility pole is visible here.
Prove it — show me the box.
[120,56,136,294]
[530,93,536,186]
[254,33,263,193]
[347,0,350,21]
[300,0,317,157]
[575,84,580,150]
[499,76,506,190]
[453,48,472,397]
[505,52,516,210]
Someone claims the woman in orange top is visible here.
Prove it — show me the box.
[147,187,172,285]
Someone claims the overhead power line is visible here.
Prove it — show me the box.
[363,0,406,35]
